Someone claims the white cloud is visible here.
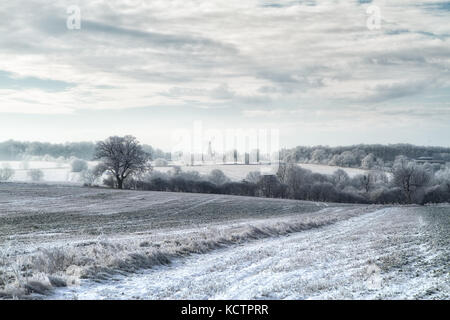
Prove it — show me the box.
[0,0,449,146]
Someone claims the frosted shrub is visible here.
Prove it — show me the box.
[71,159,88,173]
[80,167,103,186]
[153,158,168,167]
[28,169,44,182]
[208,169,230,185]
[31,248,75,275]
[245,171,262,184]
[0,165,14,181]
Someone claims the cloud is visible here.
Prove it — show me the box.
[38,17,238,54]
[362,80,434,103]
[0,70,74,92]
[0,0,449,147]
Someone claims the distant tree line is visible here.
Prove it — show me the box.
[3,139,450,170]
[0,140,170,161]
[281,144,450,169]
[115,159,450,205]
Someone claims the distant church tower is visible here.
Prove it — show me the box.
[208,141,214,158]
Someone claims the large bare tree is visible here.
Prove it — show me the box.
[392,158,431,203]
[94,135,151,189]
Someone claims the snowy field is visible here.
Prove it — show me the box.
[154,164,274,181]
[50,206,450,300]
[296,163,368,177]
[0,183,448,300]
[0,182,340,298]
[0,161,96,184]
[151,163,369,181]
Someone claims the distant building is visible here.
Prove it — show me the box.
[415,157,445,165]
[207,141,214,158]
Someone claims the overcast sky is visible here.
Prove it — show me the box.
[0,0,449,149]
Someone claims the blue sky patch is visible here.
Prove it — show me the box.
[0,70,74,92]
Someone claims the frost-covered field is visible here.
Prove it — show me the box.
[0,161,97,184]
[0,183,447,300]
[51,206,450,300]
[0,182,347,298]
[295,163,368,177]
[154,163,369,181]
[155,164,269,181]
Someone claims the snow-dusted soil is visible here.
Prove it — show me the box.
[0,183,447,300]
[1,183,357,298]
[0,161,98,184]
[0,183,330,237]
[50,206,449,300]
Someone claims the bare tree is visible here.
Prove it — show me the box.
[94,136,151,189]
[0,165,15,181]
[311,148,327,163]
[353,173,374,193]
[435,168,450,192]
[80,163,105,186]
[245,171,262,184]
[207,169,230,186]
[332,169,350,189]
[276,162,289,184]
[256,175,284,198]
[361,153,376,169]
[392,158,432,203]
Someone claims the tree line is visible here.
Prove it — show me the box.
[0,140,169,161]
[125,160,449,205]
[3,136,449,205]
[2,139,450,170]
[87,136,450,205]
[281,144,450,169]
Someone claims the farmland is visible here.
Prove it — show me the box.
[0,183,448,299]
[51,205,450,300]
